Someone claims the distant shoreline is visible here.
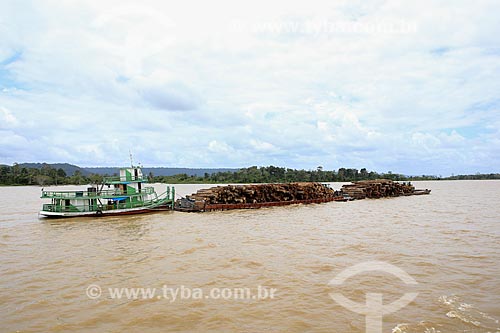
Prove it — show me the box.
[1,179,499,188]
[1,163,498,186]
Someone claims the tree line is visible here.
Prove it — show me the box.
[1,163,499,186]
[0,163,103,186]
[150,166,500,184]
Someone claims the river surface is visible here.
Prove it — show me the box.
[1,181,499,332]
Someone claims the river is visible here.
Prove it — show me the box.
[1,181,499,332]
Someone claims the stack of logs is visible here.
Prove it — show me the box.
[176,183,336,211]
[340,179,415,199]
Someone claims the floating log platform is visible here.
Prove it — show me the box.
[175,180,430,212]
[175,183,345,212]
[340,179,430,199]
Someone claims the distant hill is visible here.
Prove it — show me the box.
[18,163,90,176]
[15,163,239,177]
[84,167,239,177]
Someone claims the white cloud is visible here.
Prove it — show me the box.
[138,80,202,111]
[208,140,232,154]
[0,106,18,128]
[0,0,499,174]
[249,139,278,152]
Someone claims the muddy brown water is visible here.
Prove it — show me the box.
[1,181,499,332]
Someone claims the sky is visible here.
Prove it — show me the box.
[0,0,499,175]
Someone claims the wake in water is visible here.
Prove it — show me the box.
[392,295,500,333]
[440,295,499,331]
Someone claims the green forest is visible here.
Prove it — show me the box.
[1,163,499,186]
[0,163,102,186]
[151,166,500,183]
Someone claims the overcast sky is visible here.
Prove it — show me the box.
[1,0,499,175]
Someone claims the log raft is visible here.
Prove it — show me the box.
[340,179,430,199]
[174,180,430,212]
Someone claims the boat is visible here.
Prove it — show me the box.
[39,166,175,218]
[407,189,431,195]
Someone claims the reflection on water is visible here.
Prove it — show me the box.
[0,181,499,332]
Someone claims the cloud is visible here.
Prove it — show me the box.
[0,106,18,128]
[249,139,278,152]
[0,0,498,174]
[139,81,202,111]
[208,140,233,154]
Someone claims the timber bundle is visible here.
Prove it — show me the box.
[340,179,428,199]
[175,179,430,212]
[175,182,340,212]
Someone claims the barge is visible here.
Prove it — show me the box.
[175,180,430,212]
[176,196,349,212]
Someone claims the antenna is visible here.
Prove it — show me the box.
[129,150,134,168]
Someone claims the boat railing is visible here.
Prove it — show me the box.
[41,187,155,199]
[103,175,148,183]
[41,196,169,213]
